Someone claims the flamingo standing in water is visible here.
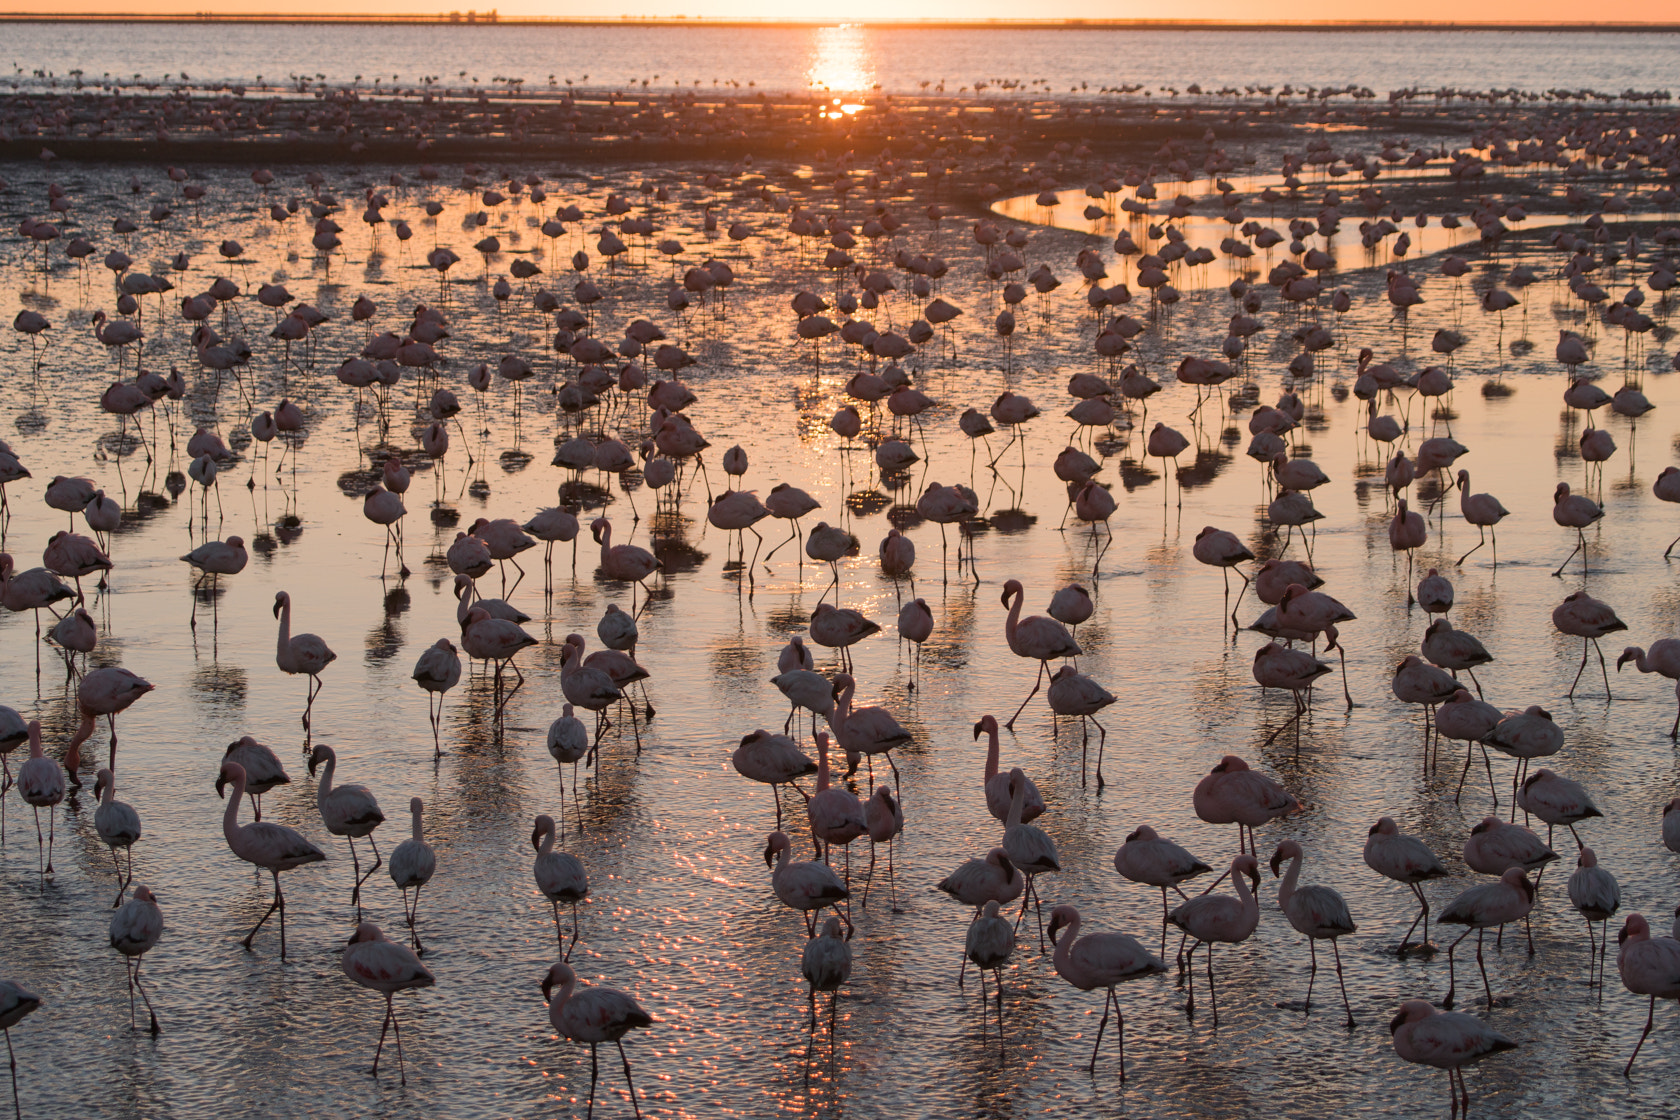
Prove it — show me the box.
[309,745,385,920]
[591,518,660,617]
[1002,767,1060,947]
[16,722,64,884]
[1047,905,1167,1078]
[93,768,142,907]
[75,665,152,775]
[827,673,911,796]
[388,798,437,954]
[974,714,1043,824]
[1270,840,1357,1026]
[965,900,1015,1028]
[1615,913,1680,1075]
[216,760,326,959]
[0,979,41,1119]
[1567,847,1620,989]
[1389,1000,1517,1117]
[533,813,589,959]
[1616,640,1680,738]
[806,731,866,870]
[548,705,591,832]
[1552,591,1626,699]
[1193,526,1255,627]
[273,591,336,739]
[342,922,435,1085]
[108,885,163,1034]
[1169,854,1262,1026]
[801,915,853,1034]
[1114,825,1213,958]
[731,729,814,830]
[1000,578,1081,729]
[411,638,461,757]
[542,961,652,1120]
[1439,867,1535,1009]
[764,830,850,936]
[1363,818,1448,954]
[861,784,904,912]
[1192,755,1300,855]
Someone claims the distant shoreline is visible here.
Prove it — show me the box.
[1,13,1678,32]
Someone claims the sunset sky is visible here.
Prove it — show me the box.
[20,0,1680,23]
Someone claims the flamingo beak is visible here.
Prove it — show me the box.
[94,775,106,800]
[306,753,320,778]
[272,599,282,618]
[541,975,554,1000]
[1269,852,1283,878]
[214,773,227,799]
[762,842,775,869]
[1047,913,1065,944]
[1615,651,1633,671]
[972,720,984,740]
[999,588,1010,607]
[530,828,542,852]
[1388,1010,1407,1035]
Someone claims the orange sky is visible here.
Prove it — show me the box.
[19,0,1680,22]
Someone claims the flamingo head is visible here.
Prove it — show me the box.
[1124,825,1158,843]
[1268,840,1302,878]
[999,578,1024,606]
[346,922,383,946]
[93,769,110,800]
[306,745,332,778]
[590,518,610,543]
[1389,1000,1435,1034]
[1046,904,1078,945]
[829,673,854,700]
[1211,755,1248,775]
[1619,914,1651,946]
[1233,854,1262,890]
[1368,817,1398,837]
[972,715,997,740]
[272,591,289,618]
[1577,848,1598,869]
[214,761,242,799]
[541,961,576,1001]
[1615,646,1642,671]
[762,830,790,868]
[531,814,554,851]
[132,885,156,904]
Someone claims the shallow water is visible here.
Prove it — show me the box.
[2,153,1680,1120]
[5,23,1680,99]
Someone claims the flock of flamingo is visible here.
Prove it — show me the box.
[1,94,1680,1118]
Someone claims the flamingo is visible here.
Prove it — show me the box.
[1389,1000,1517,1118]
[965,900,1015,1022]
[16,722,64,884]
[764,830,850,937]
[1114,825,1212,958]
[896,598,933,691]
[1615,913,1680,1075]
[1047,666,1117,788]
[591,518,660,617]
[1550,482,1603,577]
[389,798,437,954]
[707,489,769,588]
[342,922,435,1085]
[1047,905,1167,1078]
[541,961,652,1120]
[273,591,335,738]
[771,663,832,739]
[533,813,589,959]
[1192,526,1255,626]
[561,638,623,746]
[808,603,878,670]
[1567,848,1620,989]
[941,847,1024,985]
[858,783,904,913]
[801,915,853,1034]
[0,980,40,1120]
[1270,840,1357,1027]
[411,638,461,757]
[1000,578,1082,729]
[179,535,246,628]
[827,672,911,795]
[1616,641,1680,737]
[462,606,538,724]
[109,885,163,1034]
[732,730,815,831]
[222,737,289,822]
[1002,767,1060,947]
[974,714,1043,824]
[216,760,326,959]
[807,730,866,860]
[1363,818,1448,955]
[74,666,152,776]
[761,483,821,573]
[1192,755,1300,855]
[1422,619,1494,698]
[1455,470,1509,565]
[93,768,142,907]
[1439,867,1535,1008]
[1168,855,1262,1026]
[1252,642,1330,754]
[1552,591,1626,698]
[309,744,385,919]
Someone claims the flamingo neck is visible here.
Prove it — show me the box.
[835,680,854,722]
[1233,869,1257,916]
[1276,854,1302,910]
[598,526,612,565]
[1007,774,1025,828]
[223,772,246,841]
[1052,913,1079,973]
[411,807,425,843]
[983,730,1000,781]
[815,738,831,792]
[314,751,336,803]
[276,599,292,663]
[67,710,95,772]
[1004,587,1022,642]
[538,819,555,856]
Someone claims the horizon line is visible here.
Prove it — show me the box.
[3,12,1680,31]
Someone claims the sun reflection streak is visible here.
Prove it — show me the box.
[805,24,876,98]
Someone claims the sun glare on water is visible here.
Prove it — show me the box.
[806,23,876,112]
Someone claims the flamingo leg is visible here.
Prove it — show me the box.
[1330,938,1354,1027]
[617,1039,643,1119]
[1475,927,1493,1007]
[1625,993,1658,1076]
[133,957,159,1035]
[6,1028,19,1120]
[1087,989,1109,1073]
[1441,926,1473,1008]
[1302,937,1318,1014]
[241,870,284,957]
[1005,660,1047,731]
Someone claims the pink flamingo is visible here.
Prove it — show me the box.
[1363,818,1448,954]
[309,744,385,920]
[1046,905,1167,1078]
[827,672,911,795]
[809,603,879,671]
[342,922,434,1084]
[1616,640,1680,737]
[388,798,436,953]
[1192,526,1255,627]
[1552,591,1626,698]
[462,606,537,723]
[973,714,1043,824]
[533,813,589,958]
[1615,913,1680,1075]
[16,722,64,883]
[1168,854,1262,1026]
[108,885,163,1035]
[1389,1000,1516,1117]
[1439,867,1535,1008]
[541,961,652,1120]
[1567,848,1620,989]
[591,518,660,617]
[273,591,336,737]
[411,638,461,757]
[1114,825,1213,957]
[75,666,152,775]
[807,731,866,867]
[1270,840,1357,1026]
[731,730,815,830]
[216,760,326,959]
[764,830,850,936]
[940,847,1024,985]
[1192,755,1300,855]
[861,784,903,912]
[1000,578,1081,729]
